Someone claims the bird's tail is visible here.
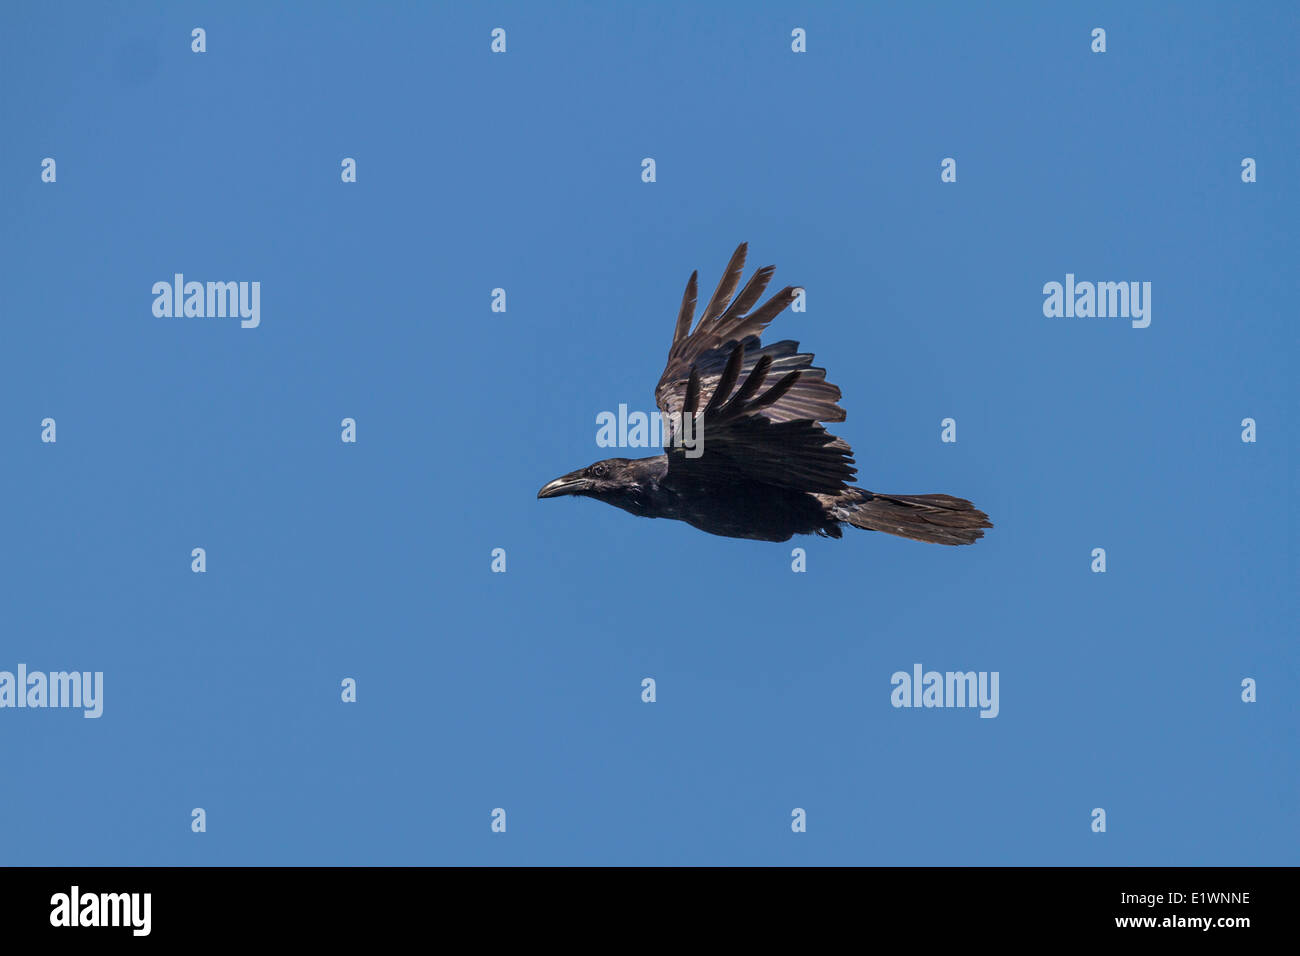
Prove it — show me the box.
[825,489,992,546]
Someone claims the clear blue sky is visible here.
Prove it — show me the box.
[1,1,1295,865]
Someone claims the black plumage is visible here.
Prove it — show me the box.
[538,244,993,545]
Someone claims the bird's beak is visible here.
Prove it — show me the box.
[537,470,592,499]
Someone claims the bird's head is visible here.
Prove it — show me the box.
[537,458,638,501]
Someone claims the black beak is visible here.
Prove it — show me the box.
[537,471,592,499]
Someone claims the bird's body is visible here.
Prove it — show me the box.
[539,244,992,546]
[545,454,839,541]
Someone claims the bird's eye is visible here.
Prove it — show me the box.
[591,463,607,478]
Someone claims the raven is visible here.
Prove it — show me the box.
[538,244,992,545]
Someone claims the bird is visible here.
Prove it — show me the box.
[537,243,992,545]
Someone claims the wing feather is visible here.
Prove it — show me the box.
[699,242,749,326]
[654,246,856,493]
[671,270,698,351]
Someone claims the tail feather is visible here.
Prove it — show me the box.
[823,490,992,546]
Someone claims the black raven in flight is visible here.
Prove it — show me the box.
[538,244,992,545]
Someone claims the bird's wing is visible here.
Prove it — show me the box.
[654,243,856,493]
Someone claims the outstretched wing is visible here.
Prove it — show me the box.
[654,243,856,493]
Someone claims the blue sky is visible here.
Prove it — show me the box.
[1,1,1295,865]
